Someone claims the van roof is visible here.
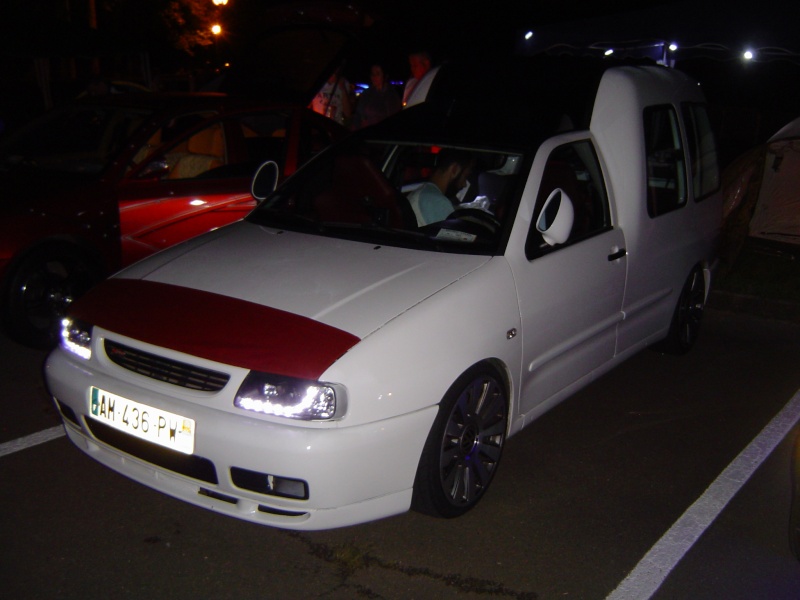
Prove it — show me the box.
[365,56,666,151]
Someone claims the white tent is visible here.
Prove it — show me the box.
[722,116,800,261]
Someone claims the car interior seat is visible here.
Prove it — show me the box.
[169,125,226,179]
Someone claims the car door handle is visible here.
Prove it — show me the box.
[608,248,627,261]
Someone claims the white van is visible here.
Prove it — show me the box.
[46,59,722,530]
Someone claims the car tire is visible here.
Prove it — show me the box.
[412,363,508,518]
[655,266,706,355]
[2,245,101,349]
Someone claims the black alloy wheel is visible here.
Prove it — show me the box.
[656,266,706,355]
[413,364,508,518]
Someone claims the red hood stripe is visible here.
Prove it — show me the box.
[69,279,360,380]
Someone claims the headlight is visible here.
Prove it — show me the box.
[234,371,341,421]
[60,317,92,360]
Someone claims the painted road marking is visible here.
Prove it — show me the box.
[4,389,800,598]
[607,388,800,600]
[0,425,65,458]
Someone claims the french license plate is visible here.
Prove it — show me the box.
[89,387,195,455]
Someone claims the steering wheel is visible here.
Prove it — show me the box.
[448,207,501,236]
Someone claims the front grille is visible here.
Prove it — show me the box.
[86,419,218,484]
[104,339,230,392]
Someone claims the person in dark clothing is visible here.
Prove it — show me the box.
[351,64,402,130]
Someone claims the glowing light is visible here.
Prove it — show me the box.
[669,43,678,52]
[212,0,228,5]
[61,318,92,360]
[211,24,222,35]
[743,50,754,60]
[237,385,336,419]
[524,31,534,41]
[189,199,207,206]
[604,49,614,56]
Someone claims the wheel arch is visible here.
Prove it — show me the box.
[480,357,515,435]
[411,357,512,518]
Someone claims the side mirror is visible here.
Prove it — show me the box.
[251,160,279,201]
[536,188,574,246]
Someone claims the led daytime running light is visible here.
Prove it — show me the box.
[234,372,338,421]
[61,317,92,360]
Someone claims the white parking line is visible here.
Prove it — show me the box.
[0,425,66,458]
[607,388,800,600]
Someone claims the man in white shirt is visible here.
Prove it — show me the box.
[402,51,432,106]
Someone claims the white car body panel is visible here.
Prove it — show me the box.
[45,255,520,529]
[320,257,522,426]
[506,133,627,421]
[46,342,437,529]
[591,67,722,353]
[45,64,723,530]
[119,220,492,339]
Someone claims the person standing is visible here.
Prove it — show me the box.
[311,67,353,126]
[351,64,402,130]
[402,50,432,106]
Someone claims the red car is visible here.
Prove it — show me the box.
[0,93,346,347]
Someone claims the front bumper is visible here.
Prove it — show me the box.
[45,343,437,530]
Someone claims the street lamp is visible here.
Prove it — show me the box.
[211,24,223,68]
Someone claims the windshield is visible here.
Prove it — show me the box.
[0,104,154,175]
[247,139,524,255]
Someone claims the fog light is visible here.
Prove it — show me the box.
[231,467,309,500]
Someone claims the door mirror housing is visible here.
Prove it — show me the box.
[536,188,574,246]
[251,160,279,201]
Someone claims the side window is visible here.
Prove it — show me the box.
[130,111,216,175]
[231,112,291,179]
[682,103,720,201]
[164,122,227,180]
[644,105,687,217]
[525,140,611,259]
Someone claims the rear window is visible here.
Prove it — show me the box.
[644,105,687,217]
[682,103,720,201]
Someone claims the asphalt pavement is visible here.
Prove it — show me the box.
[2,294,800,599]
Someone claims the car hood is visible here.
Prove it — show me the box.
[121,221,491,338]
[69,221,492,377]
